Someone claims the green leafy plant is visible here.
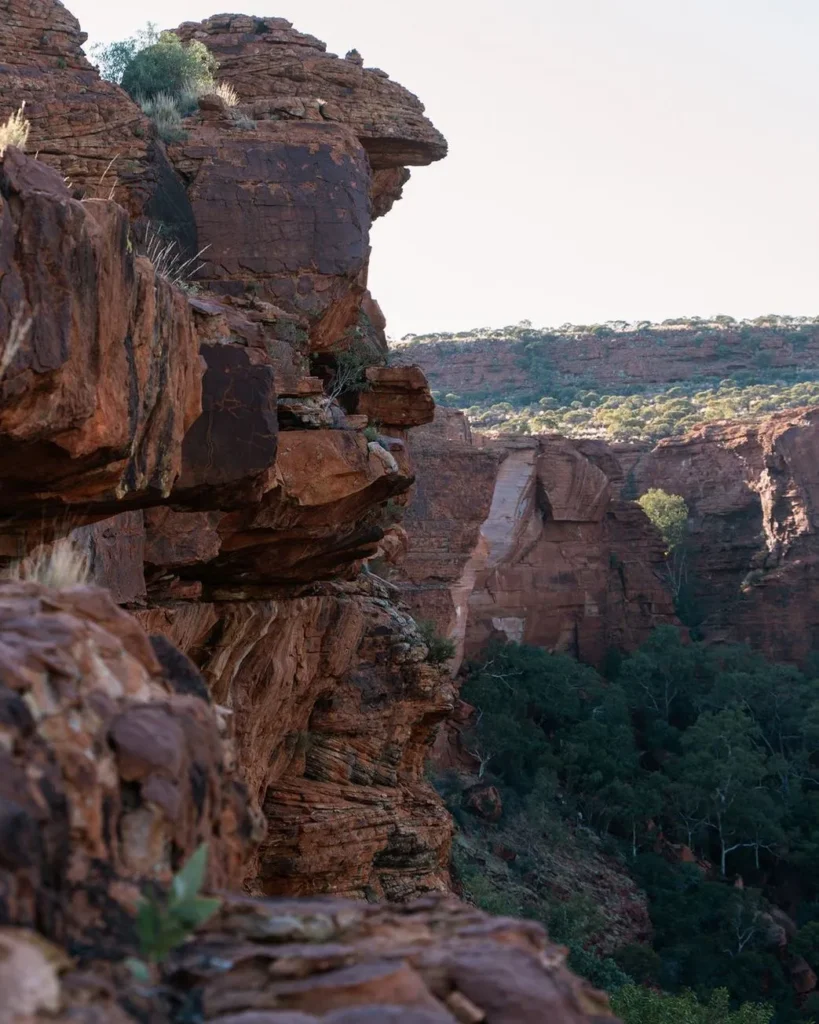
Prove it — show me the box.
[417,619,456,665]
[637,489,689,603]
[121,33,217,104]
[327,343,373,400]
[126,844,221,981]
[92,23,160,84]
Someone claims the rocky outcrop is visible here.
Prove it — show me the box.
[0,0,159,216]
[0,0,452,913]
[136,580,455,901]
[0,4,630,1020]
[175,15,447,168]
[0,582,260,951]
[4,893,618,1023]
[625,405,819,665]
[0,150,201,521]
[397,410,678,671]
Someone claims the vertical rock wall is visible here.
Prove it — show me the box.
[0,0,451,908]
[398,411,679,671]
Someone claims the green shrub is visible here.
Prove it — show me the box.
[121,32,217,103]
[417,619,456,665]
[92,23,160,84]
[613,944,663,985]
[566,944,632,994]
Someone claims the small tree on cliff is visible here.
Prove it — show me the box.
[638,488,689,602]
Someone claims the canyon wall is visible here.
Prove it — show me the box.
[399,402,819,670]
[396,410,678,671]
[0,0,453,910]
[0,8,630,1016]
[623,406,819,665]
[397,322,819,402]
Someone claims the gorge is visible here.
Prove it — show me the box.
[2,2,819,1021]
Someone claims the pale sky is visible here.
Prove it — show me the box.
[71,0,819,337]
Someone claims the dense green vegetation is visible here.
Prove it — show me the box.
[397,318,819,442]
[445,631,819,1021]
[92,24,238,142]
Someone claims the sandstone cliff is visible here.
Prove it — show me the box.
[0,7,632,1017]
[624,405,819,665]
[397,321,819,402]
[0,0,450,908]
[397,410,678,672]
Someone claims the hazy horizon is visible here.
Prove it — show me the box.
[70,0,819,337]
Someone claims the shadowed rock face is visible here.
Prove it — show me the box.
[625,406,819,665]
[137,581,455,901]
[169,120,373,334]
[0,0,446,912]
[398,410,679,671]
[0,582,260,950]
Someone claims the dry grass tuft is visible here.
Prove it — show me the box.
[138,225,210,289]
[7,538,91,589]
[138,91,186,143]
[213,81,239,107]
[0,103,31,156]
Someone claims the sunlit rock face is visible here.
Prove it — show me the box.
[398,409,679,672]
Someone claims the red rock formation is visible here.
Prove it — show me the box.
[0,150,202,520]
[0,0,447,909]
[398,410,678,671]
[398,322,819,402]
[0,0,159,216]
[174,15,447,168]
[626,405,819,664]
[136,580,455,901]
[3,893,618,1022]
[0,582,260,949]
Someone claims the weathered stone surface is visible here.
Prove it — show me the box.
[177,343,278,503]
[355,365,435,428]
[175,15,447,169]
[170,118,372,342]
[136,578,455,901]
[70,511,147,604]
[141,431,412,589]
[399,411,678,670]
[627,405,819,664]
[0,582,260,949]
[6,894,618,1022]
[0,0,160,217]
[0,150,202,515]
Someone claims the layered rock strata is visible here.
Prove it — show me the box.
[0,4,630,1019]
[398,410,678,671]
[397,322,819,402]
[4,893,617,1023]
[0,0,447,907]
[624,405,819,664]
